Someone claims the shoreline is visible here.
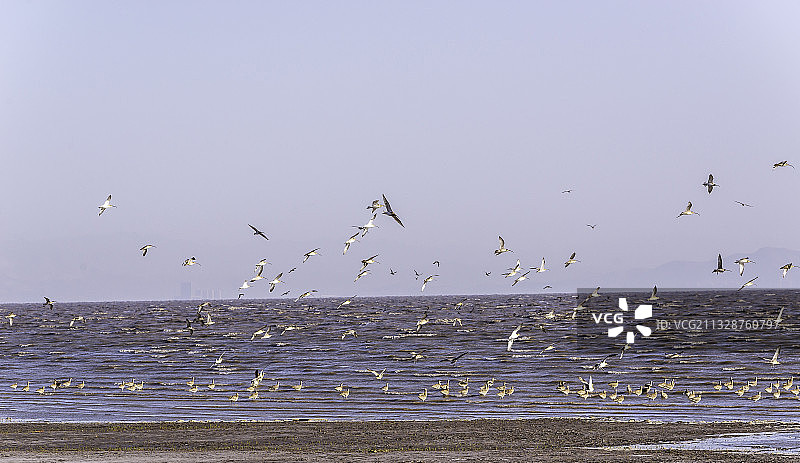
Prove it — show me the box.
[0,418,797,462]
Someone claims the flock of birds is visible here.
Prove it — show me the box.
[2,160,799,419]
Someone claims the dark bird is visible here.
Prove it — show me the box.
[248,224,269,240]
[702,174,718,194]
[586,224,597,229]
[414,270,421,280]
[443,352,468,365]
[433,260,440,267]
[712,254,730,275]
[773,160,795,169]
[43,297,55,309]
[494,236,512,255]
[485,271,491,276]
[140,244,155,256]
[381,194,405,227]
[389,268,396,275]
[734,201,754,207]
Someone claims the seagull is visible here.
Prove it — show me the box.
[414,270,421,280]
[343,232,359,255]
[564,252,580,267]
[356,214,378,236]
[337,296,355,309]
[773,160,795,169]
[249,266,266,283]
[389,268,396,275]
[268,273,283,292]
[251,324,273,340]
[140,244,155,256]
[239,280,251,290]
[432,260,440,267]
[677,202,699,217]
[381,194,404,227]
[485,271,491,276]
[587,224,597,229]
[532,257,548,273]
[5,313,16,326]
[254,259,270,271]
[43,297,55,309]
[494,236,513,255]
[737,276,758,291]
[648,285,659,301]
[69,316,85,327]
[367,199,383,213]
[734,257,754,276]
[512,271,530,287]
[503,260,522,278]
[360,254,379,271]
[98,195,116,215]
[444,352,468,365]
[421,275,438,292]
[248,224,269,240]
[281,290,290,296]
[712,254,730,274]
[354,269,370,282]
[182,257,200,267]
[593,354,613,370]
[775,308,784,327]
[507,324,522,351]
[302,248,321,263]
[294,290,317,302]
[780,263,798,278]
[561,189,572,194]
[734,201,754,207]
[702,174,718,194]
[590,287,600,297]
[765,346,781,366]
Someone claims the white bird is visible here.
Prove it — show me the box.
[98,195,116,215]
[140,244,155,256]
[780,263,798,279]
[250,324,272,340]
[564,252,580,267]
[302,248,321,263]
[337,297,355,309]
[5,313,16,326]
[775,308,784,327]
[367,199,383,214]
[532,257,548,273]
[421,275,438,292]
[648,285,659,301]
[512,271,530,287]
[766,346,781,366]
[702,174,718,194]
[239,280,251,290]
[677,202,699,217]
[360,254,379,271]
[737,276,758,291]
[354,269,370,282]
[43,297,55,309]
[268,273,283,292]
[294,290,317,302]
[773,160,795,169]
[416,313,429,332]
[69,316,85,327]
[503,260,522,278]
[507,324,522,351]
[254,259,270,271]
[495,236,512,255]
[250,266,266,283]
[182,257,200,267]
[356,214,378,237]
[343,232,359,255]
[734,257,754,276]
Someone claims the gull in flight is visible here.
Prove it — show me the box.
[775,308,784,327]
[421,275,438,292]
[414,270,421,280]
[360,254,379,271]
[587,224,597,229]
[43,297,55,309]
[495,236,512,255]
[302,248,321,263]
[561,189,572,194]
[295,290,317,302]
[140,244,155,256]
[182,257,200,267]
[248,224,269,240]
[532,257,548,273]
[250,324,273,340]
[98,195,116,216]
[702,174,718,194]
[593,355,613,370]
[337,296,355,309]
[773,160,795,169]
[416,313,429,332]
[239,280,251,290]
[734,201,754,207]
[765,346,781,366]
[677,202,699,218]
[648,285,659,301]
[503,260,522,278]
[507,324,523,351]
[734,257,754,276]
[367,199,383,214]
[389,268,396,275]
[254,259,270,272]
[356,214,378,237]
[737,276,758,291]
[268,273,283,292]
[343,232,359,255]
[564,252,580,268]
[5,313,15,326]
[381,194,405,227]
[512,271,530,287]
[780,263,798,278]
[249,266,266,283]
[354,269,370,282]
[712,254,730,275]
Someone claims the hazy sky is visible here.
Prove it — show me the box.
[3,2,800,302]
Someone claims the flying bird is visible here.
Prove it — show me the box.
[343,232,359,255]
[268,273,283,292]
[356,214,378,237]
[421,275,438,292]
[780,263,798,279]
[495,236,512,255]
[734,257,754,276]
[734,201,754,207]
[702,174,718,194]
[712,254,729,274]
[381,194,405,227]
[302,248,321,263]
[677,202,699,217]
[295,290,317,302]
[360,255,379,271]
[512,271,531,287]
[773,161,794,169]
[765,346,781,365]
[43,297,55,309]
[532,257,548,273]
[182,257,200,267]
[737,276,758,291]
[98,195,116,216]
[433,260,440,267]
[507,324,523,351]
[367,199,383,214]
[354,270,370,282]
[648,285,659,301]
[389,268,396,275]
[564,252,580,268]
[586,224,597,229]
[248,224,269,240]
[140,244,155,256]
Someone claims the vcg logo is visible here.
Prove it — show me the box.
[590,298,653,344]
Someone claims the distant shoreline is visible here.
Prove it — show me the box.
[0,418,797,462]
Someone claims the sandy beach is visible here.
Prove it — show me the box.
[0,419,797,462]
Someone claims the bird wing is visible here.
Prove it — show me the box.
[498,236,505,248]
[382,194,393,213]
[717,254,723,269]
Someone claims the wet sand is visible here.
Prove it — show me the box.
[0,419,797,462]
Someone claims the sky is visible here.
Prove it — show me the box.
[2,1,800,302]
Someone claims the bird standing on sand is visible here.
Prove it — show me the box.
[98,195,116,216]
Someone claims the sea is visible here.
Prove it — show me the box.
[0,290,798,423]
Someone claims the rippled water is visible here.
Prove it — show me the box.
[0,291,798,422]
